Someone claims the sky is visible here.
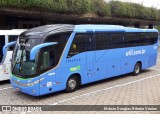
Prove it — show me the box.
[106,0,160,9]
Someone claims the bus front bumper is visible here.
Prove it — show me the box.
[10,77,40,96]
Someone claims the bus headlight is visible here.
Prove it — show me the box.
[26,82,34,86]
[26,78,44,87]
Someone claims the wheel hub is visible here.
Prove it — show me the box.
[135,65,140,73]
[68,79,76,90]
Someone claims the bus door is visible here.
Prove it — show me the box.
[86,32,95,77]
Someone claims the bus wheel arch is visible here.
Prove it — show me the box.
[133,61,142,76]
[66,73,81,92]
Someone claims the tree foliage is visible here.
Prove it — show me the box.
[0,0,160,21]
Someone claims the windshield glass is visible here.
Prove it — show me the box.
[12,32,71,78]
[12,38,42,78]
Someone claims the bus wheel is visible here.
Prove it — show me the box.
[66,76,78,92]
[133,62,141,76]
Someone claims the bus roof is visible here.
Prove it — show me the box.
[74,25,158,33]
[20,24,158,38]
[20,24,74,37]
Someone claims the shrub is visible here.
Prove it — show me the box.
[91,0,111,17]
[66,0,91,14]
[109,1,128,17]
[0,0,160,21]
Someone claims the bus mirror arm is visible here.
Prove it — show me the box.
[30,42,58,61]
[0,41,17,64]
[2,41,17,56]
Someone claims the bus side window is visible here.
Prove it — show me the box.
[67,33,86,58]
[124,33,139,47]
[110,33,124,48]
[86,33,95,51]
[39,47,56,71]
[0,35,5,63]
[45,33,71,57]
[147,32,158,45]
[8,35,19,51]
[8,35,18,43]
[95,33,109,50]
[139,33,148,46]
[41,51,50,70]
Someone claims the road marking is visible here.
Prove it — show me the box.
[0,86,12,91]
[149,68,160,71]
[51,73,160,105]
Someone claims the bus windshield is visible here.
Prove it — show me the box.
[12,38,42,78]
[12,32,71,78]
[12,47,38,78]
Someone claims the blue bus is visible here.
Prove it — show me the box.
[10,25,159,96]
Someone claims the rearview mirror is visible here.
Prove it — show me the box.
[30,42,57,61]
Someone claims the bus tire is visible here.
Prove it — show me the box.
[66,76,79,93]
[133,62,141,76]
